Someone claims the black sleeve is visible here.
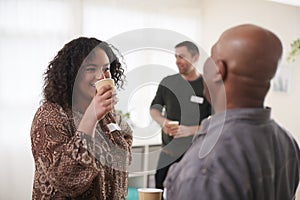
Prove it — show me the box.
[150,82,165,112]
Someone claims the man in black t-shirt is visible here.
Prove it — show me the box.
[150,41,211,190]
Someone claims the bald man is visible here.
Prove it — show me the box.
[164,24,300,200]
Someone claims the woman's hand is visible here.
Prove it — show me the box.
[93,84,117,120]
[77,85,117,137]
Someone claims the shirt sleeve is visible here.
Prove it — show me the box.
[150,81,165,112]
[118,114,133,150]
[114,110,133,164]
[31,105,102,197]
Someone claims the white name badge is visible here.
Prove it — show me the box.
[190,95,204,104]
[107,123,121,132]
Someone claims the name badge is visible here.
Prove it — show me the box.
[107,123,121,132]
[190,95,204,104]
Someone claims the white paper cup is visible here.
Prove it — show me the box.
[168,121,179,128]
[95,78,115,92]
[138,188,163,200]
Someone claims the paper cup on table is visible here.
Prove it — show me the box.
[95,78,115,92]
[138,188,163,200]
[168,121,179,128]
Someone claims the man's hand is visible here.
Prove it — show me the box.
[163,120,179,136]
[173,125,200,138]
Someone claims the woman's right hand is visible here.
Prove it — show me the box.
[93,84,116,120]
[77,84,117,137]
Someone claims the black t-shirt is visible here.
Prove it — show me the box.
[151,74,211,150]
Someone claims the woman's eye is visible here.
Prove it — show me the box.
[102,65,110,72]
[102,67,109,72]
[86,67,96,72]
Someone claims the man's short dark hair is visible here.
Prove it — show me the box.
[175,41,199,57]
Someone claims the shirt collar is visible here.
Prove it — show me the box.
[194,107,272,141]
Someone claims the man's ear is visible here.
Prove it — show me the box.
[192,54,200,63]
[213,60,227,82]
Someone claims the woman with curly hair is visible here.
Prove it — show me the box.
[30,37,132,199]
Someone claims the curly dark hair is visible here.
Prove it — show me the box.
[43,37,126,110]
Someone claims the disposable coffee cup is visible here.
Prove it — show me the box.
[138,188,163,200]
[95,78,115,92]
[168,121,179,128]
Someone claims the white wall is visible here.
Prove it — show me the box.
[0,1,83,199]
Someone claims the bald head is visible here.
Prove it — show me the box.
[204,24,283,110]
[216,24,282,80]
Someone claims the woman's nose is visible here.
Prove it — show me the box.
[95,70,104,79]
[95,69,111,79]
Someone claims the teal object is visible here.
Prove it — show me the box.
[127,187,138,200]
